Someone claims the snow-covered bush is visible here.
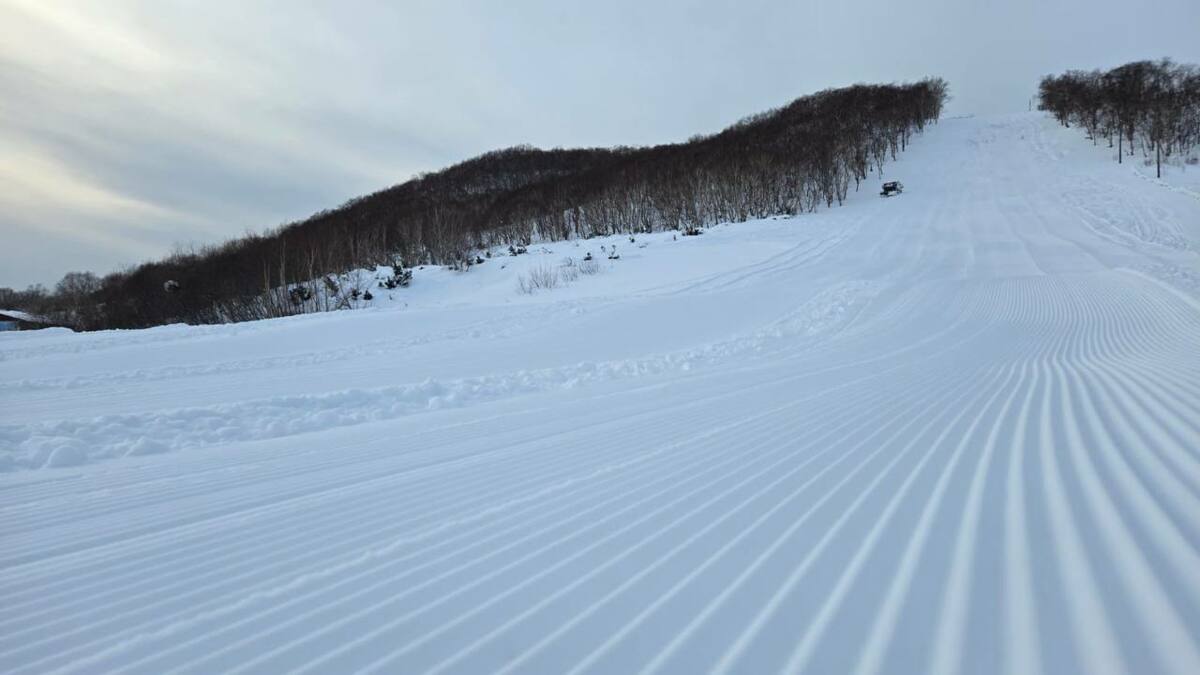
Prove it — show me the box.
[289,286,313,305]
[378,266,412,289]
[333,270,373,309]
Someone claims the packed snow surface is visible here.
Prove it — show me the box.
[3,113,1200,674]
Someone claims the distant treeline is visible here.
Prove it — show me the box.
[1038,59,1200,176]
[9,79,947,330]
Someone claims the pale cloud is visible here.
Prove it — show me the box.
[0,0,173,87]
[0,141,177,224]
[0,137,209,278]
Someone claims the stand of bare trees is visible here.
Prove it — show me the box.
[13,79,947,330]
[1038,59,1200,177]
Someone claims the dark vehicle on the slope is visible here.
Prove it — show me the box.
[880,181,903,197]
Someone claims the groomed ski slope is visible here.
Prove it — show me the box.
[3,112,1200,674]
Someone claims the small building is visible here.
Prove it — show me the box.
[0,309,55,332]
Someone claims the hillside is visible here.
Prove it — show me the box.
[2,112,1199,673]
[48,80,947,330]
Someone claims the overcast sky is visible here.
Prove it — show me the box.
[2,0,1198,289]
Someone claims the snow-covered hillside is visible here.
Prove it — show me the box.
[3,112,1200,674]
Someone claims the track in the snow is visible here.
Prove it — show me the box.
[2,113,1200,674]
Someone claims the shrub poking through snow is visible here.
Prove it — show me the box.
[517,264,560,294]
[517,256,602,294]
[289,286,313,305]
[530,265,558,290]
[378,266,412,289]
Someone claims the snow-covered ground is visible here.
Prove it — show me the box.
[2,112,1200,674]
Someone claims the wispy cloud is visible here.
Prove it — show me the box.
[0,142,177,224]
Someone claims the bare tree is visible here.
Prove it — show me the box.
[1040,60,1200,177]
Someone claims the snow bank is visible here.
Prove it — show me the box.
[1,280,880,470]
